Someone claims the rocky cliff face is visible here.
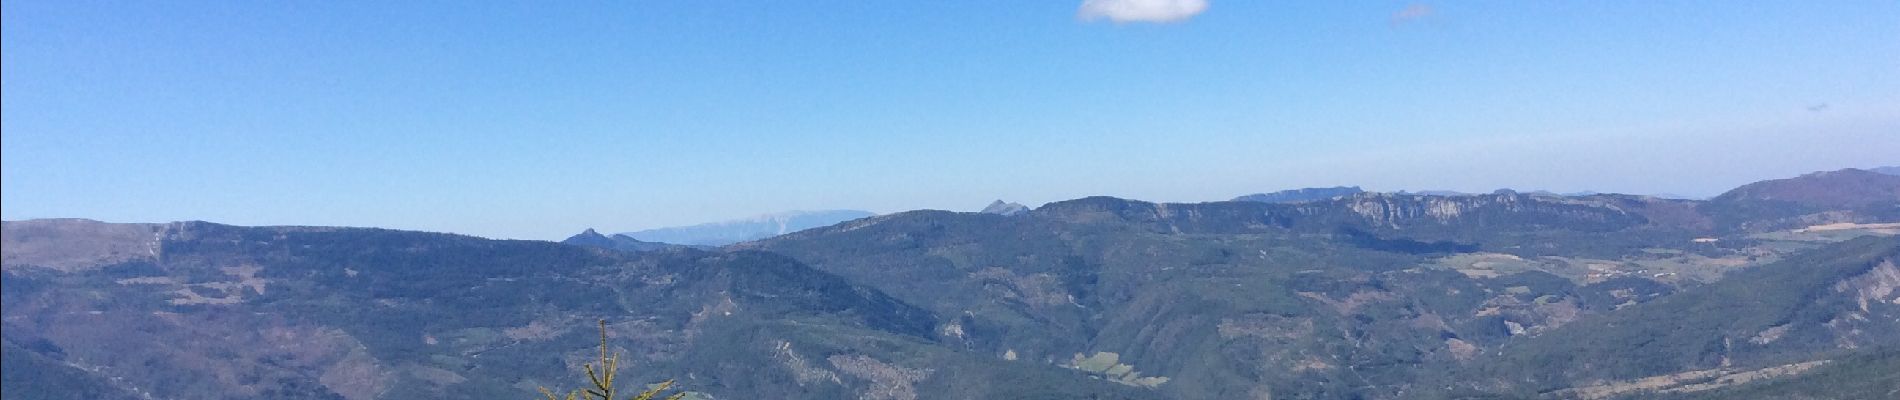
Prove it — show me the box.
[2,219,167,273]
[1027,191,1659,245]
[1302,191,1648,230]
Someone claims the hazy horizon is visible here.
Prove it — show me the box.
[6,1,1898,240]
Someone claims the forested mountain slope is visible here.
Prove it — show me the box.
[5,169,1897,399]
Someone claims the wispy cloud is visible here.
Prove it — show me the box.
[1390,4,1434,26]
[1078,0,1209,24]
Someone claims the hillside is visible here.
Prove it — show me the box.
[6,169,1900,399]
[1480,236,1900,397]
[0,219,1146,400]
[744,193,1825,398]
[1703,168,1900,232]
[1,337,145,400]
[741,170,1900,399]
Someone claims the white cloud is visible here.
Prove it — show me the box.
[1078,0,1209,23]
[1390,4,1434,25]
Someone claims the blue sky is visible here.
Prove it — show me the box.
[4,1,1897,240]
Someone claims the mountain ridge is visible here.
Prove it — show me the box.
[616,210,877,246]
[1232,186,1364,203]
[560,228,696,253]
[7,167,1899,399]
[2,219,1152,400]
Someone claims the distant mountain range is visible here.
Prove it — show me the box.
[1871,165,1900,176]
[6,167,1900,399]
[1233,186,1363,203]
[560,228,700,252]
[614,210,876,246]
[980,200,1029,216]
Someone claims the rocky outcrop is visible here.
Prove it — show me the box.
[2,219,166,272]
